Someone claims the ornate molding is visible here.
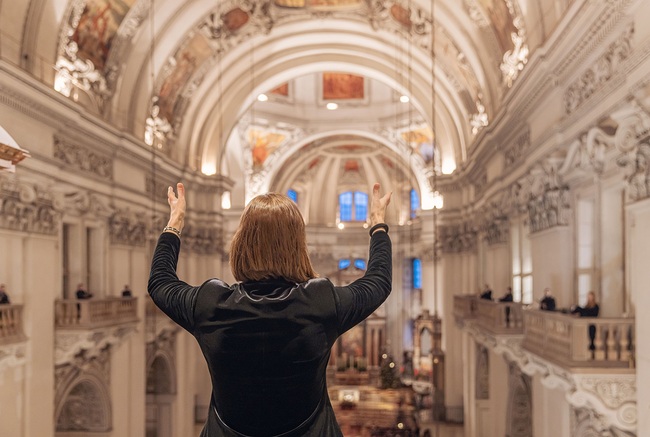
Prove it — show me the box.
[109,209,148,246]
[55,325,136,366]
[438,222,477,254]
[504,127,531,168]
[0,342,27,374]
[53,136,113,180]
[182,223,224,255]
[64,190,114,218]
[565,23,634,114]
[460,321,637,434]
[0,176,61,235]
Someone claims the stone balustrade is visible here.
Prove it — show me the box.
[475,299,524,335]
[55,297,138,329]
[0,304,26,344]
[453,295,478,322]
[522,310,635,369]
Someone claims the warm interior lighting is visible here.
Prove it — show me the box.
[326,102,338,110]
[441,160,456,174]
[201,162,217,176]
[337,222,345,230]
[432,191,444,209]
[257,93,268,102]
[400,95,410,103]
[0,125,30,172]
[221,191,231,210]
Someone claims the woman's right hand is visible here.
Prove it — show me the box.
[369,183,392,227]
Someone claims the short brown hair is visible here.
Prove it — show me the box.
[229,193,317,283]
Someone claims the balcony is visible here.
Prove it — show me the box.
[453,295,523,335]
[475,299,524,335]
[55,297,138,329]
[0,304,26,344]
[522,310,635,370]
[453,295,478,322]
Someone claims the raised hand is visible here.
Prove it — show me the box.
[167,182,186,232]
[369,183,392,227]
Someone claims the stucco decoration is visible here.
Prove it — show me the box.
[53,135,114,180]
[480,204,509,245]
[475,345,489,400]
[54,0,142,111]
[55,347,112,433]
[572,407,636,437]
[437,222,478,253]
[109,209,148,246]
[565,23,634,114]
[182,224,224,255]
[506,363,533,437]
[0,176,60,235]
[55,326,135,366]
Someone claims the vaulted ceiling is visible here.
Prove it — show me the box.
[0,0,574,213]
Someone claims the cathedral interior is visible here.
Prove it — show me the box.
[0,0,649,436]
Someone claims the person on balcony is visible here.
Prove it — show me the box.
[571,291,600,317]
[149,182,392,437]
[539,288,556,311]
[121,285,132,298]
[571,291,600,353]
[479,284,493,300]
[0,284,10,304]
[498,287,513,302]
[75,283,93,300]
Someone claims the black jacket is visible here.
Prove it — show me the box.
[148,231,392,436]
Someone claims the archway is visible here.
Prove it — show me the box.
[146,353,177,437]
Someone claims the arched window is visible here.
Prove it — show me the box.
[339,191,368,222]
[338,259,351,270]
[412,258,422,289]
[410,189,420,219]
[354,258,366,270]
[287,189,298,203]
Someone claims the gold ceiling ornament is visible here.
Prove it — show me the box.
[0,125,30,172]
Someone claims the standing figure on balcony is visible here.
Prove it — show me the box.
[479,284,493,300]
[121,284,132,298]
[539,288,556,311]
[75,283,93,300]
[571,291,600,354]
[0,284,10,304]
[498,287,513,302]
[149,182,393,437]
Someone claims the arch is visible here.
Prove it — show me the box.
[55,375,112,432]
[146,354,176,395]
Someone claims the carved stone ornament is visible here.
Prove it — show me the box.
[55,326,136,366]
[565,23,634,114]
[0,343,27,374]
[53,136,113,180]
[182,224,224,255]
[482,214,509,246]
[572,407,636,437]
[55,347,112,433]
[64,190,114,218]
[437,222,477,254]
[0,176,60,235]
[504,128,531,168]
[109,209,148,246]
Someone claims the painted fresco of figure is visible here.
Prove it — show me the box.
[323,73,364,100]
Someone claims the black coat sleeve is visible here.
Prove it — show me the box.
[332,231,392,335]
[147,232,200,332]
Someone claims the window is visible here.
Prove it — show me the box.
[412,258,422,289]
[354,259,366,270]
[338,259,351,270]
[287,189,298,203]
[339,191,368,222]
[410,189,420,219]
[511,219,532,304]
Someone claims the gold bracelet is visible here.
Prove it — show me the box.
[163,226,181,237]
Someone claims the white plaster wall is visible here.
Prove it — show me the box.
[531,374,571,437]
[530,227,574,309]
[627,199,650,435]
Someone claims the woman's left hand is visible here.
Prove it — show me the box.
[167,182,186,232]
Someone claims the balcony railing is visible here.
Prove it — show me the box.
[55,297,138,329]
[522,310,634,369]
[475,299,524,335]
[0,304,26,344]
[453,295,478,321]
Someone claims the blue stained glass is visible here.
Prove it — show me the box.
[338,259,351,270]
[339,192,353,221]
[354,192,368,221]
[287,189,298,202]
[412,258,422,289]
[410,189,420,219]
[354,259,367,270]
